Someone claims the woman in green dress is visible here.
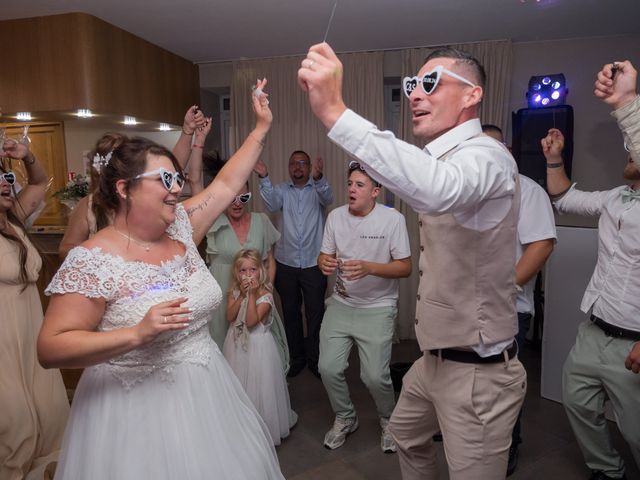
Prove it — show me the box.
[206,184,289,372]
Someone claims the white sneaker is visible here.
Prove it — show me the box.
[380,417,397,453]
[323,416,359,450]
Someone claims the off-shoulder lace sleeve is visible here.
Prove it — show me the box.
[45,247,119,300]
[166,203,194,244]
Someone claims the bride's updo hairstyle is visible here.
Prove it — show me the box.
[93,137,184,218]
[89,132,128,230]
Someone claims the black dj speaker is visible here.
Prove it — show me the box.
[511,105,573,189]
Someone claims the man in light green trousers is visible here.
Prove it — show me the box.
[317,162,411,454]
[545,59,640,480]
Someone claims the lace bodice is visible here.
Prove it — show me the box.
[46,205,222,389]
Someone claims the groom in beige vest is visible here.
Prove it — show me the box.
[298,43,526,479]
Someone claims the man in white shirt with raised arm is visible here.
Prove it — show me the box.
[298,43,525,479]
[544,60,640,480]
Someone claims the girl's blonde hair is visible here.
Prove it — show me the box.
[228,249,272,295]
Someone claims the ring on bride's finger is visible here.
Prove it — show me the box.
[162,316,167,324]
[307,60,315,69]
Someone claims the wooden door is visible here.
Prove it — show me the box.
[1,122,68,225]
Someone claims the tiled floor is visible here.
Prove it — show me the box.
[277,340,639,480]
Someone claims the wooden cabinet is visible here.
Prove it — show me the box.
[1,122,68,225]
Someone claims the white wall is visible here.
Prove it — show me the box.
[199,62,233,89]
[64,120,181,175]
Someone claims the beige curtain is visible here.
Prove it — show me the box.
[394,39,514,339]
[230,51,384,210]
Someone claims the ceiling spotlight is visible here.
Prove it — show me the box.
[16,112,32,121]
[527,73,567,108]
[123,116,137,126]
[158,123,171,131]
[76,109,93,118]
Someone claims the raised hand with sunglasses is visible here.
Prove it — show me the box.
[0,138,48,225]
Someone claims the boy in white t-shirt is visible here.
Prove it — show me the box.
[317,161,412,453]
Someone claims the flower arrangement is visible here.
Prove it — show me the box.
[53,173,89,211]
[53,173,90,200]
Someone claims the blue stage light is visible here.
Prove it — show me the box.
[527,73,567,108]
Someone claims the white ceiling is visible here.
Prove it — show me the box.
[2,0,640,64]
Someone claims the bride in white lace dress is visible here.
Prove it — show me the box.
[38,81,283,480]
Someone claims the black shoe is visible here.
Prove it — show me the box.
[287,362,306,378]
[506,445,519,477]
[432,432,442,442]
[589,471,627,480]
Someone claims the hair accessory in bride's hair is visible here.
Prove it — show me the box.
[92,151,113,171]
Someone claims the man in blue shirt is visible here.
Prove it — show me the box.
[254,151,334,377]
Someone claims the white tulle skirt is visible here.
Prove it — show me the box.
[54,348,284,480]
[223,325,297,446]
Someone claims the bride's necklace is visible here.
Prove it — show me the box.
[113,227,154,252]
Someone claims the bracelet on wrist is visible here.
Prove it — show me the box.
[182,128,194,136]
[192,144,204,149]
[549,184,571,200]
[546,162,564,169]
